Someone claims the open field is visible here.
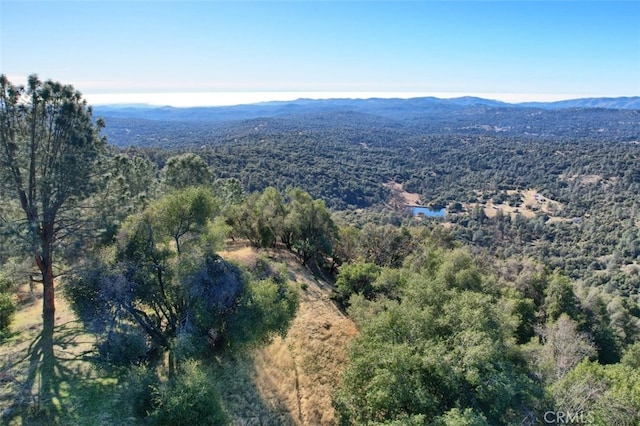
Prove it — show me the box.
[474,188,564,219]
[384,181,421,207]
[386,181,566,222]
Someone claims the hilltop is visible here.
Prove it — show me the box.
[94,95,640,122]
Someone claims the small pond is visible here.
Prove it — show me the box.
[410,206,446,217]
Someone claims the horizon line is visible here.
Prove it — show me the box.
[83,91,635,108]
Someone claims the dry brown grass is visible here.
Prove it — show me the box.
[521,189,563,214]
[461,188,564,221]
[219,244,358,425]
[219,242,259,265]
[0,283,113,425]
[384,181,421,206]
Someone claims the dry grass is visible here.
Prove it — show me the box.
[0,284,123,425]
[219,242,259,265]
[219,245,358,425]
[1,285,83,400]
[461,188,564,220]
[521,189,564,214]
[384,182,421,206]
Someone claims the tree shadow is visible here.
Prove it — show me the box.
[214,352,298,425]
[3,318,299,424]
[3,318,99,424]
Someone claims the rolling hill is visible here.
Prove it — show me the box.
[95,96,640,148]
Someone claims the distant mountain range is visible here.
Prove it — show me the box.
[518,97,640,110]
[94,96,640,123]
[93,96,640,148]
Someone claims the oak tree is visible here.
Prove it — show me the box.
[162,152,212,190]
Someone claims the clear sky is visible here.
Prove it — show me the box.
[1,0,639,106]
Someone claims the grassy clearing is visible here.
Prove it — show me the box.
[385,181,567,224]
[0,286,131,425]
[464,188,564,220]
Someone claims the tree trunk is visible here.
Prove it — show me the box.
[36,254,56,320]
[40,295,56,414]
[37,242,56,415]
[43,261,55,320]
[36,232,56,322]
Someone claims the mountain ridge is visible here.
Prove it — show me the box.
[94,95,640,123]
[94,96,640,148]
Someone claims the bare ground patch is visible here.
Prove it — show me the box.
[384,182,421,207]
[462,188,564,220]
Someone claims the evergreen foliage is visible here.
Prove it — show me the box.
[334,247,542,425]
[0,292,15,335]
[66,189,298,364]
[0,74,105,330]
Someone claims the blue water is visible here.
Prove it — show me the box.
[411,206,446,217]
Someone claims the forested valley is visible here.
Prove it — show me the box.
[1,75,639,425]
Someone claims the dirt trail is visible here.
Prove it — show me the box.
[221,245,358,425]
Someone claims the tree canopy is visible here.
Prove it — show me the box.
[0,74,105,326]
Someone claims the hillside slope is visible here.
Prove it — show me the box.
[219,244,358,425]
[0,243,356,425]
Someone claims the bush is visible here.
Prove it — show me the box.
[122,365,158,419]
[0,292,15,335]
[433,408,489,426]
[224,276,299,348]
[334,262,381,308]
[148,360,228,425]
[622,342,640,369]
[250,255,288,284]
[96,325,150,366]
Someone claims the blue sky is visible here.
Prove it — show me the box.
[1,1,639,105]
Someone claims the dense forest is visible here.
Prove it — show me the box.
[101,101,640,297]
[1,76,639,425]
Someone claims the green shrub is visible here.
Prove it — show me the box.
[97,325,150,366]
[224,276,299,348]
[0,292,15,335]
[148,360,228,426]
[334,262,381,308]
[433,408,489,426]
[122,365,158,419]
